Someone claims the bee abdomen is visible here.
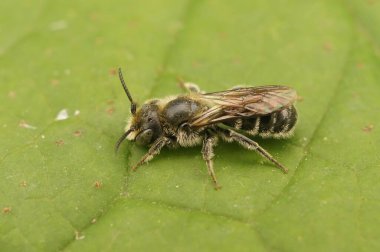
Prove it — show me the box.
[257,105,297,138]
[224,106,297,138]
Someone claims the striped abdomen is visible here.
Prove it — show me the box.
[224,105,297,138]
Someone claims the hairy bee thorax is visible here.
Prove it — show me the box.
[161,96,203,127]
[159,96,208,147]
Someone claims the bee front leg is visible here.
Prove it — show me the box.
[202,134,222,190]
[131,137,170,171]
[225,129,289,173]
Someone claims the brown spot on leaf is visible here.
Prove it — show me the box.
[20,180,27,187]
[367,0,376,5]
[352,92,360,99]
[191,60,201,68]
[90,12,99,21]
[127,19,139,28]
[3,207,11,214]
[356,62,365,69]
[362,124,374,133]
[94,181,102,189]
[8,91,16,99]
[51,79,60,86]
[218,32,227,39]
[323,42,333,52]
[55,139,65,146]
[155,65,164,75]
[109,68,117,76]
[73,130,82,137]
[232,57,241,65]
[106,107,115,115]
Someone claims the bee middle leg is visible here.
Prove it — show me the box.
[131,137,170,171]
[202,133,222,190]
[221,128,289,173]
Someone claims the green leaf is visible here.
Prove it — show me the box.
[1,0,379,251]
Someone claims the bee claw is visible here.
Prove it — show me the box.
[214,184,222,190]
[277,164,289,174]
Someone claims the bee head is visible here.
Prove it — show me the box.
[132,101,163,146]
[115,68,163,152]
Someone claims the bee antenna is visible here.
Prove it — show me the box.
[115,128,133,153]
[118,68,137,115]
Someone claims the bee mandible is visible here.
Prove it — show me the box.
[115,68,298,189]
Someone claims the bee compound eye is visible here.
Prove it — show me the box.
[135,129,153,146]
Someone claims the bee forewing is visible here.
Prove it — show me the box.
[191,86,297,127]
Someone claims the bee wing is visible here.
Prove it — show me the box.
[190,86,297,127]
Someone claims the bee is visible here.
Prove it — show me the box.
[115,68,298,189]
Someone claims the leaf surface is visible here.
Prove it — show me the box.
[1,0,379,251]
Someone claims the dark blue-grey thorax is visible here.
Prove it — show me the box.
[162,97,203,127]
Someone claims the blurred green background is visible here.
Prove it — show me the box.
[1,0,380,251]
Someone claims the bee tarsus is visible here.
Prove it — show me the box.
[131,137,171,172]
[201,133,221,190]
[225,129,289,174]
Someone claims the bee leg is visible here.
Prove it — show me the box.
[178,81,202,94]
[226,129,289,173]
[131,137,170,171]
[202,134,222,190]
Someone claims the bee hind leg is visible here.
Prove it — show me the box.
[202,133,222,190]
[131,137,170,171]
[178,80,202,94]
[223,129,289,174]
